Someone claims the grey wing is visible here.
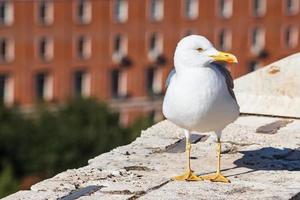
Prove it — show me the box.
[213,63,237,102]
[165,68,176,88]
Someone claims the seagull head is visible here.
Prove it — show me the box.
[174,35,238,68]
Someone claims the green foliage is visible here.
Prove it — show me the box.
[0,163,18,197]
[0,98,153,198]
[31,98,131,175]
[128,116,154,141]
[0,106,36,177]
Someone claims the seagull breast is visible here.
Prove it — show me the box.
[163,64,239,132]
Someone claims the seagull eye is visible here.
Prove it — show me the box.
[197,48,204,52]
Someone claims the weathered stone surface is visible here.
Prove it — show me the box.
[234,53,300,118]
[4,117,300,200]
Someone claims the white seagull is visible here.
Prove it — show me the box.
[163,35,239,183]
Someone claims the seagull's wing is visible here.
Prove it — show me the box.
[165,68,176,88]
[213,63,237,102]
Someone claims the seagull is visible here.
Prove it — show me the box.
[163,35,239,183]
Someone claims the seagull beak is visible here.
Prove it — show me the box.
[210,51,238,63]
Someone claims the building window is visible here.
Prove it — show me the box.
[285,0,299,15]
[111,69,127,98]
[184,0,199,19]
[0,38,14,63]
[218,0,233,18]
[38,37,53,62]
[0,1,13,26]
[218,28,232,51]
[73,70,90,97]
[114,0,128,23]
[250,27,265,54]
[77,36,91,60]
[148,33,163,61]
[35,72,53,101]
[252,0,266,17]
[75,0,91,24]
[37,0,54,25]
[0,74,13,105]
[146,67,163,95]
[112,34,127,63]
[150,0,164,21]
[284,25,299,48]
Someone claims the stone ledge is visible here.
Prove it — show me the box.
[234,53,300,118]
[4,116,300,200]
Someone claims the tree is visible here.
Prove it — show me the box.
[0,163,18,197]
[0,98,154,198]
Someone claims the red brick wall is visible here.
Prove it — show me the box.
[0,0,299,124]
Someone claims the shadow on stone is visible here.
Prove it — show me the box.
[59,185,103,200]
[167,134,207,153]
[233,147,300,171]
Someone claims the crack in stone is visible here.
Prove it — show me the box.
[124,166,152,171]
[101,189,135,195]
[145,139,183,154]
[127,179,171,200]
[222,141,258,147]
[223,145,239,154]
[146,134,208,155]
[96,180,171,199]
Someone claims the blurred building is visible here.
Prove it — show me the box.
[0,0,299,125]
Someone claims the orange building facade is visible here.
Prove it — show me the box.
[0,0,299,125]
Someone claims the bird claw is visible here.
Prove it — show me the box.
[172,171,203,181]
[202,173,230,183]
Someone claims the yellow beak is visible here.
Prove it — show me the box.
[210,51,238,63]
